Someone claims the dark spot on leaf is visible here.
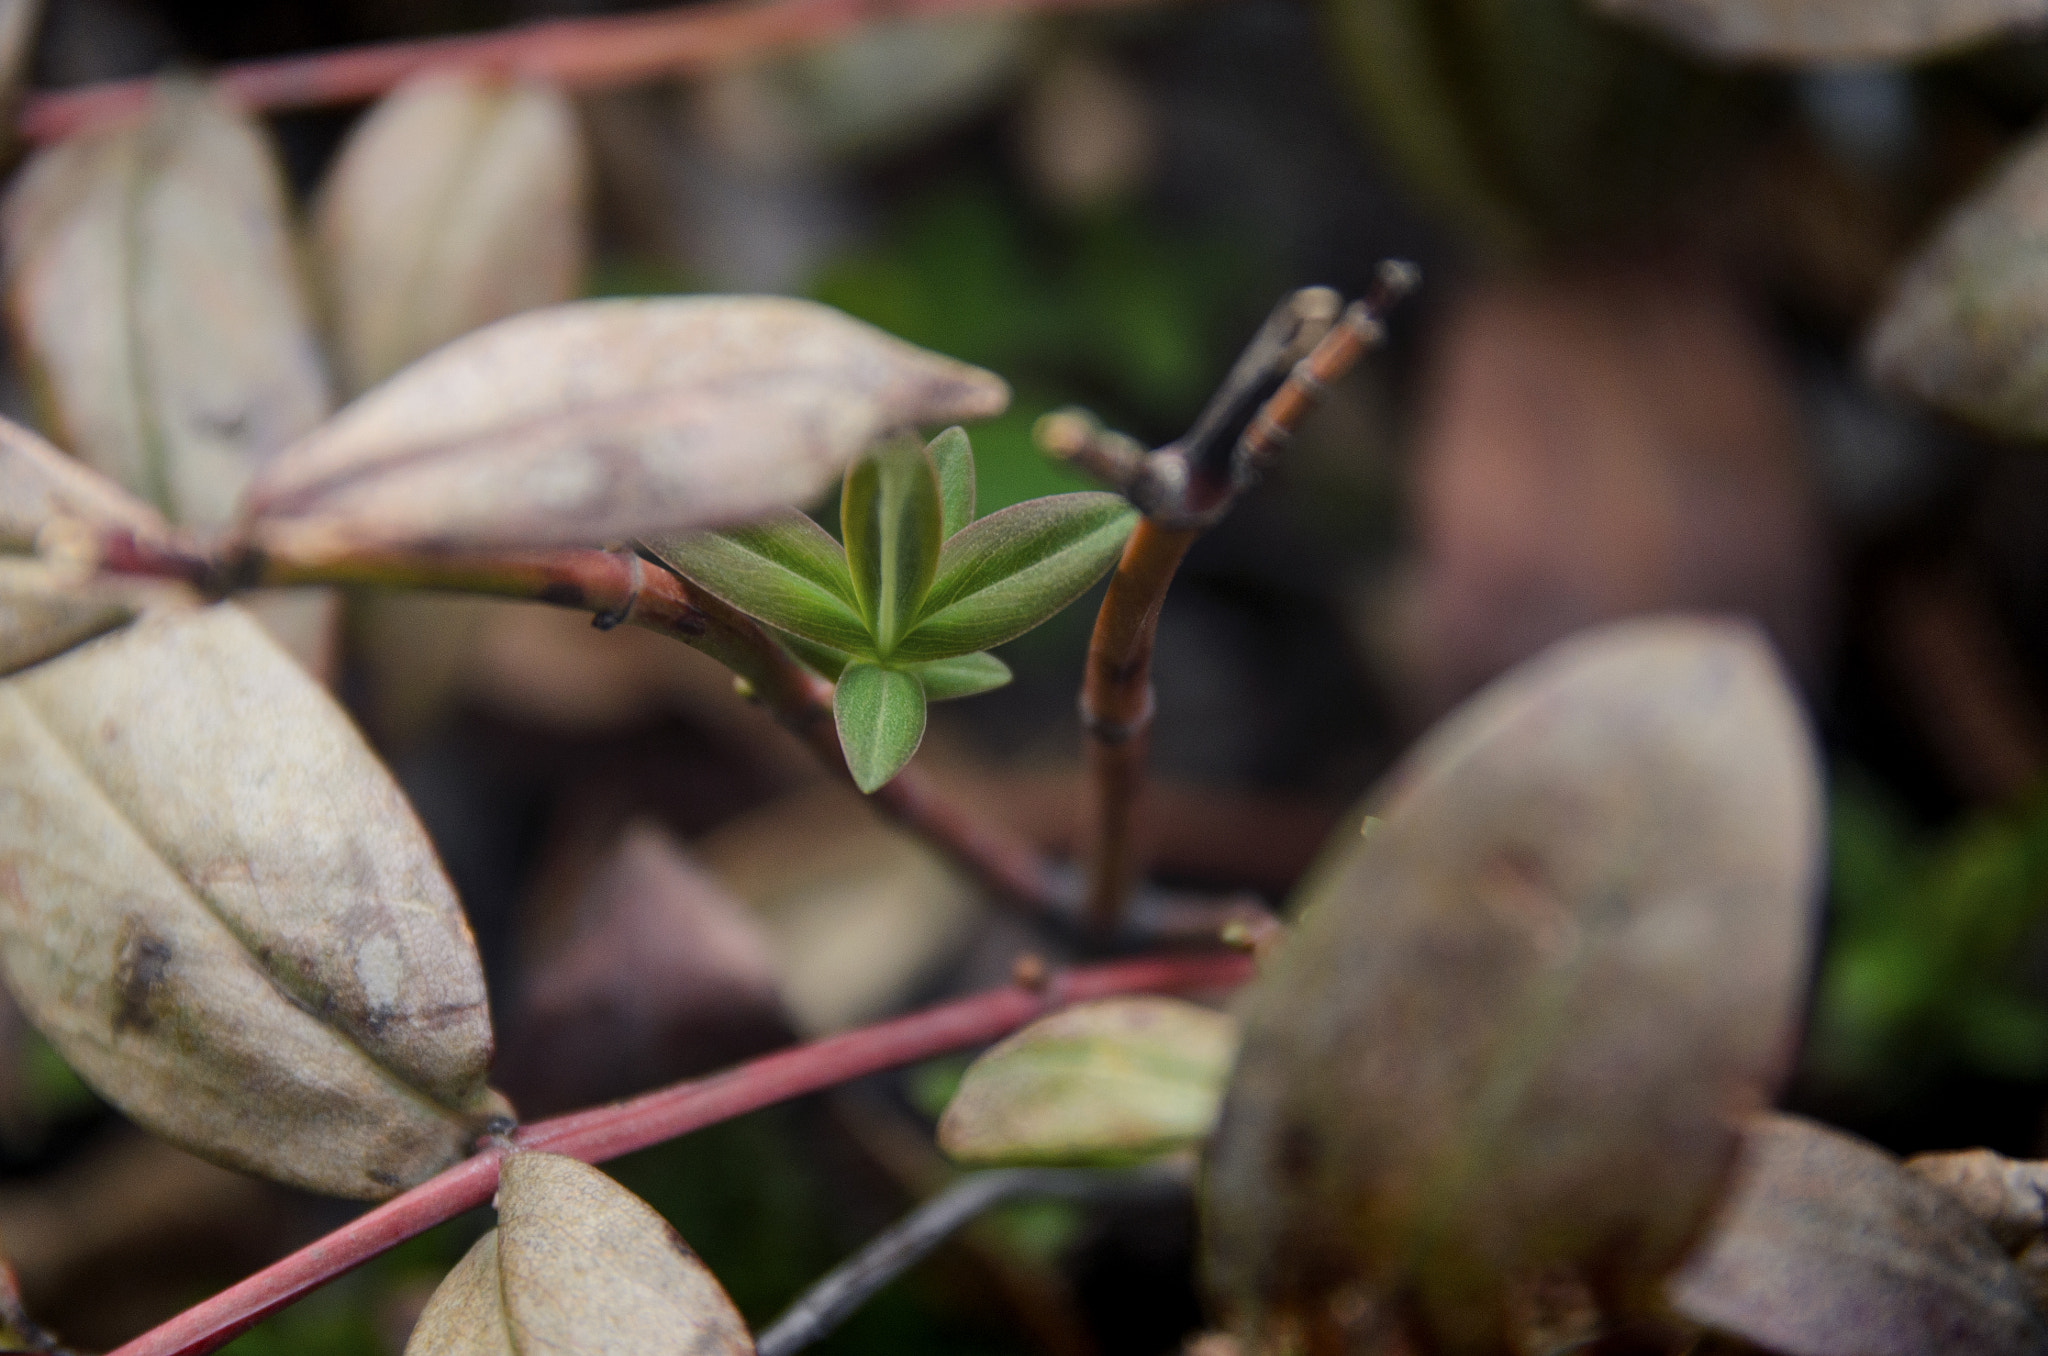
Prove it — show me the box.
[369,1168,402,1189]
[112,922,173,1034]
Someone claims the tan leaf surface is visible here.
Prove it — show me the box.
[1202,616,1823,1354]
[0,558,139,677]
[0,413,170,553]
[406,1151,755,1355]
[240,296,1009,558]
[1,79,333,530]
[938,996,1236,1167]
[315,71,586,396]
[1594,0,2048,61]
[1866,125,2048,439]
[0,604,502,1198]
[1670,1114,2048,1356]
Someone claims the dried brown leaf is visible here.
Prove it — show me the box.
[0,79,332,529]
[405,1151,754,1355]
[315,71,586,396]
[1670,1115,2048,1356]
[0,603,504,1198]
[1594,0,2048,62]
[1202,616,1824,1354]
[240,295,1009,558]
[0,413,170,553]
[1866,126,2048,440]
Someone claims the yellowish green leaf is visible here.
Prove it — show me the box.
[939,997,1237,1167]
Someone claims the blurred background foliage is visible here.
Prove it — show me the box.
[13,0,2048,1349]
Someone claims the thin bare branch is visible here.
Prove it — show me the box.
[21,0,1173,145]
[1051,264,1418,932]
[756,1162,1191,1356]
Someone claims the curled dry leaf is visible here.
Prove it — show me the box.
[1866,126,2048,440]
[241,296,1009,559]
[406,1151,754,1355]
[315,71,586,396]
[1,79,332,530]
[938,996,1237,1167]
[0,604,504,1198]
[1203,616,1824,1353]
[0,412,170,553]
[1594,0,2048,61]
[1670,1114,2048,1356]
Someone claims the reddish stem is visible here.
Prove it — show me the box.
[109,952,1252,1356]
[20,0,1167,144]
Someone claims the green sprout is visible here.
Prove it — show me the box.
[649,427,1137,792]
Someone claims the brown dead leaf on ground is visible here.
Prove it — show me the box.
[1670,1114,2048,1356]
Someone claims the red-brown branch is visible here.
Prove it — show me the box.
[20,0,1168,144]
[108,952,1253,1356]
[94,532,1073,916]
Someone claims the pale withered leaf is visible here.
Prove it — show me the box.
[0,412,170,553]
[1867,126,2048,440]
[1,79,332,530]
[0,603,503,1198]
[1670,1114,2048,1356]
[406,1151,755,1355]
[1594,0,2048,62]
[1202,616,1824,1354]
[239,296,1009,559]
[0,558,142,677]
[315,71,586,396]
[938,996,1237,1167]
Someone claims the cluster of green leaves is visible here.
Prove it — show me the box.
[649,428,1138,792]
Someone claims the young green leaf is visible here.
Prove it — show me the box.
[928,425,976,537]
[895,493,1137,662]
[842,440,944,656]
[646,510,871,655]
[911,650,1012,701]
[938,997,1238,1167]
[406,1151,753,1355]
[833,661,927,793]
[0,603,505,1199]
